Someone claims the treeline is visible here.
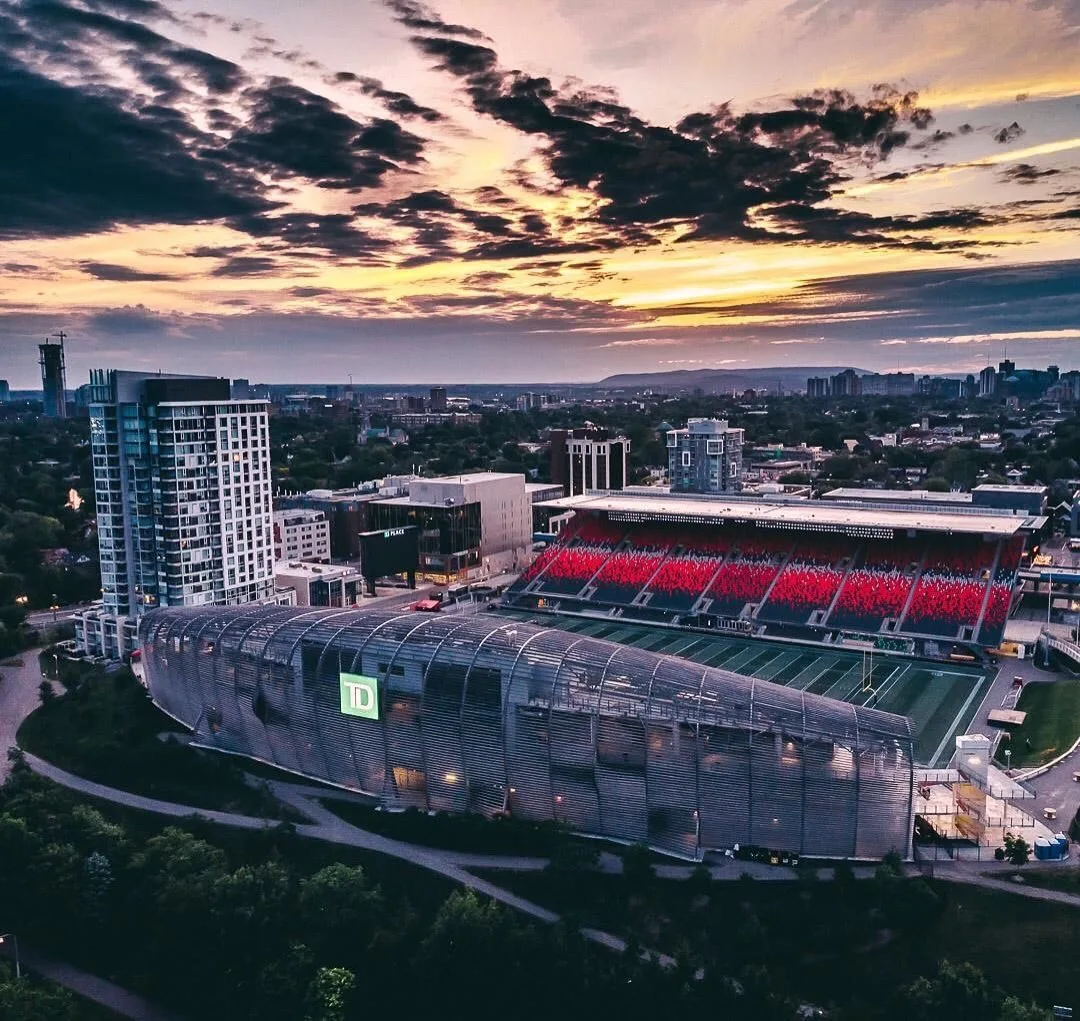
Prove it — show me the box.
[0,419,99,655]
[0,757,1055,1021]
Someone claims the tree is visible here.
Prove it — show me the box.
[298,863,384,958]
[1003,833,1031,866]
[0,963,78,1021]
[38,679,56,704]
[998,997,1052,1021]
[81,850,114,927]
[304,966,355,1021]
[896,960,996,1021]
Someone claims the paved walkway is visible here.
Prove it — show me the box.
[12,945,184,1021]
[0,648,47,784]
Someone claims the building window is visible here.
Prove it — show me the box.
[681,451,691,467]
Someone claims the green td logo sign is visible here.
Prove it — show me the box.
[339,673,379,720]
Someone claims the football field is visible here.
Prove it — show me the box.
[496,610,993,767]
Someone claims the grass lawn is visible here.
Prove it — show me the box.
[17,668,303,820]
[993,678,1080,767]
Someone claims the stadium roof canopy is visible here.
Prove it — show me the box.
[539,491,1031,537]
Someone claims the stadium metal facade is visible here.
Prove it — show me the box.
[140,605,915,860]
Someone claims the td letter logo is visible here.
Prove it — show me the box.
[339,673,379,720]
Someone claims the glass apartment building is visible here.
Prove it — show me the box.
[141,606,915,860]
[77,371,275,659]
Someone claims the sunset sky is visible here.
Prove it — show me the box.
[1,0,1079,386]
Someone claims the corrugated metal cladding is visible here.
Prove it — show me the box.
[139,606,915,861]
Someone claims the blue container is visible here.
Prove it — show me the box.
[1055,833,1069,857]
[1034,838,1054,861]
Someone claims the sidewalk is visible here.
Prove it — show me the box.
[7,943,183,1021]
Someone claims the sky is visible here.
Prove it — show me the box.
[1,0,1079,386]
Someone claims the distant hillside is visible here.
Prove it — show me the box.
[596,366,869,392]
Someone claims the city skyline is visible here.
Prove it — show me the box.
[2,0,1079,386]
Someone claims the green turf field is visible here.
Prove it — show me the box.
[497,609,992,767]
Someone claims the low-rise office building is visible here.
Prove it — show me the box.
[273,509,331,564]
[273,561,365,607]
[369,472,532,582]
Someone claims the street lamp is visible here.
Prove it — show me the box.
[51,594,59,622]
[1005,749,1012,774]
[0,933,21,979]
[1043,569,1050,627]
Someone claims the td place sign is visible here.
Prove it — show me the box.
[339,672,380,720]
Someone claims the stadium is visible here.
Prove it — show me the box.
[136,489,1054,863]
[508,490,1040,655]
[139,604,915,861]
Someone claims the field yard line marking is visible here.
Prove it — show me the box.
[747,648,786,677]
[927,676,989,768]
[830,663,865,701]
[791,657,833,690]
[801,659,843,693]
[758,651,799,681]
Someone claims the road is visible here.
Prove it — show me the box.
[23,602,95,630]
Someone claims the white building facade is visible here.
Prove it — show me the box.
[273,508,331,563]
[76,370,275,658]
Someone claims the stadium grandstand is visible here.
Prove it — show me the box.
[509,491,1043,656]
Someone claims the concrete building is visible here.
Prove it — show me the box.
[389,411,481,428]
[667,418,744,494]
[370,472,533,581]
[549,427,630,496]
[830,368,862,397]
[979,365,997,397]
[806,376,831,397]
[429,386,448,412]
[277,479,414,559]
[273,560,364,607]
[75,370,274,658]
[0,379,9,403]
[39,335,67,418]
[273,508,331,564]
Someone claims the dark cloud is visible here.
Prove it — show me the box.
[80,261,181,281]
[232,212,392,261]
[186,244,246,259]
[80,0,176,21]
[462,271,511,287]
[223,79,425,192]
[0,0,429,245]
[209,255,283,278]
[1000,163,1061,184]
[393,6,950,252]
[645,260,1080,341]
[0,51,271,239]
[384,0,489,41]
[288,286,334,298]
[911,129,954,150]
[85,303,170,334]
[994,121,1025,144]
[331,72,444,122]
[3,262,40,273]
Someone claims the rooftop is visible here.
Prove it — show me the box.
[273,561,361,580]
[823,488,974,504]
[539,491,1028,537]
